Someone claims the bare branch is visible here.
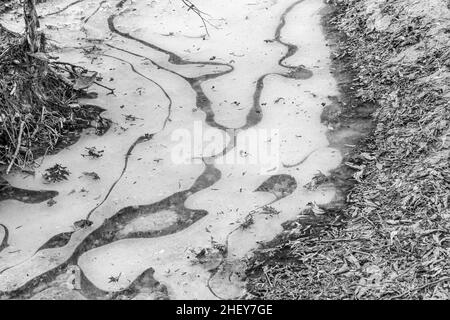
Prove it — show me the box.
[180,0,217,37]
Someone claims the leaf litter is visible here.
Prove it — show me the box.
[245,0,450,300]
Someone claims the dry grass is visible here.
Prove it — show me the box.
[245,0,450,300]
[0,24,108,174]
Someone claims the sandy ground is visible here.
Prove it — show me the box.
[0,0,342,299]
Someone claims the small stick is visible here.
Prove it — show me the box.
[263,268,273,287]
[94,81,115,95]
[0,47,11,60]
[6,121,25,175]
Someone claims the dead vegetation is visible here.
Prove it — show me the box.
[42,163,70,183]
[246,0,450,300]
[0,0,209,174]
[0,23,107,175]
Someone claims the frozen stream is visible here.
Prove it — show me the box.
[0,0,342,299]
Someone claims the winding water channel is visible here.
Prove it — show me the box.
[0,0,343,299]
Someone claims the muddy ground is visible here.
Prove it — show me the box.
[0,0,362,300]
[1,0,447,301]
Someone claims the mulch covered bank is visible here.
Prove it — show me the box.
[245,0,450,299]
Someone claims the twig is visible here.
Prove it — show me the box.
[6,121,25,174]
[0,46,11,61]
[263,267,273,287]
[93,81,115,95]
[181,0,216,36]
[391,277,450,299]
[44,0,85,17]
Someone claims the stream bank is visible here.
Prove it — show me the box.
[246,0,450,300]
